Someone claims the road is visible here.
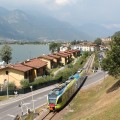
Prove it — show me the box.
[0,69,107,120]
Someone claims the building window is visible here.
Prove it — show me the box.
[24,71,29,79]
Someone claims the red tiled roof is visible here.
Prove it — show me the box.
[39,55,54,61]
[59,52,70,56]
[74,49,80,52]
[23,59,47,69]
[48,54,60,59]
[10,63,32,72]
[55,53,68,57]
[64,51,73,54]
[68,50,76,53]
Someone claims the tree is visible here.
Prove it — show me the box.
[101,36,120,78]
[112,31,120,38]
[49,42,61,53]
[0,44,12,64]
[94,38,102,47]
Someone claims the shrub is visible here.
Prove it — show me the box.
[20,79,30,88]
[8,82,16,90]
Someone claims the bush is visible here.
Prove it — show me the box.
[20,79,30,88]
[8,82,16,90]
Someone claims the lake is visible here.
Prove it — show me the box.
[0,44,50,63]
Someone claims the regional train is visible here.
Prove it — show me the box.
[47,68,86,111]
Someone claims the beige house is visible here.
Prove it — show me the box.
[48,54,61,67]
[0,59,47,87]
[55,53,69,65]
[38,55,54,69]
[0,64,33,87]
[68,50,79,57]
[23,58,47,78]
[64,51,75,58]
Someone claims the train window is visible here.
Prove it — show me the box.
[57,97,62,104]
[49,99,56,104]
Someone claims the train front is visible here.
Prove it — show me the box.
[47,88,59,111]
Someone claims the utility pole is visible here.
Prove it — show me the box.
[6,71,9,98]
[30,86,35,113]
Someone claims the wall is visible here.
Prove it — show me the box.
[39,58,52,69]
[0,68,24,87]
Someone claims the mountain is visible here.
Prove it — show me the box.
[78,23,116,39]
[76,21,120,39]
[0,7,91,41]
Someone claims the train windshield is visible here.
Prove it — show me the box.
[49,99,56,104]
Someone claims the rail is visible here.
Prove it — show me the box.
[36,111,57,120]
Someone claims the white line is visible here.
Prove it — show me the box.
[0,86,56,106]
[23,103,30,105]
[37,96,47,100]
[0,106,18,116]
[7,114,15,118]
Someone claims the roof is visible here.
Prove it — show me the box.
[23,59,47,69]
[8,63,32,72]
[59,52,70,56]
[39,55,54,61]
[64,51,73,54]
[48,54,60,59]
[68,50,77,53]
[55,53,68,57]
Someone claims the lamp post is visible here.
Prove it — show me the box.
[30,86,35,113]
[5,71,9,98]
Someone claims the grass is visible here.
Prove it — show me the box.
[0,95,14,101]
[62,76,120,120]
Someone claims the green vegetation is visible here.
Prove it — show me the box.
[101,36,120,78]
[0,95,14,101]
[20,75,58,89]
[62,76,120,120]
[92,51,99,70]
[94,38,102,47]
[55,52,88,82]
[49,42,61,53]
[0,44,12,64]
[20,52,89,88]
[112,31,120,38]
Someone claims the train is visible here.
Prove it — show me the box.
[47,68,86,111]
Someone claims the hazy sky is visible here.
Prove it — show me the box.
[0,0,120,27]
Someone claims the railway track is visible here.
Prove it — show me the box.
[85,54,95,74]
[36,55,95,120]
[38,111,57,120]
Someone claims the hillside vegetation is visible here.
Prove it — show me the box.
[62,76,120,120]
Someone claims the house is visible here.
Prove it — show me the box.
[0,59,47,87]
[48,54,61,67]
[101,37,111,43]
[23,58,47,78]
[38,55,54,69]
[71,42,96,52]
[64,50,75,58]
[60,46,68,51]
[0,63,33,87]
[55,53,69,65]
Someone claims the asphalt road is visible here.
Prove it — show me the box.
[0,70,107,120]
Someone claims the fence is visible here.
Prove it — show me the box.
[0,77,62,96]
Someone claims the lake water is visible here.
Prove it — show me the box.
[0,44,50,64]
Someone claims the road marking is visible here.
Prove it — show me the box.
[0,86,56,106]
[23,103,30,105]
[7,114,15,118]
[35,95,47,101]
[0,106,18,116]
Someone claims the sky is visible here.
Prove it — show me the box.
[0,0,120,28]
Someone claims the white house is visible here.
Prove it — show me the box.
[60,46,68,51]
[71,43,96,52]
